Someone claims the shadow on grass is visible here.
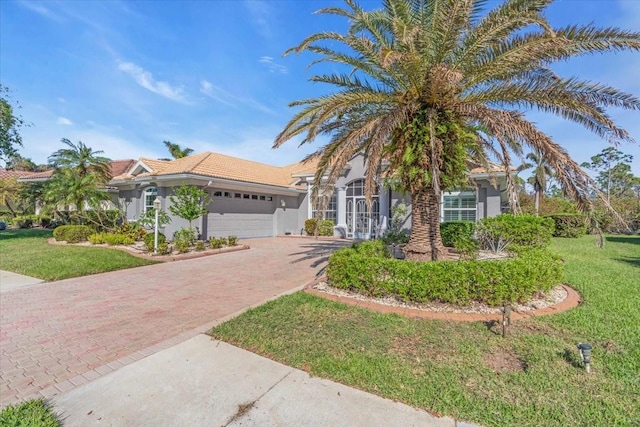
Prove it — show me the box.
[605,235,640,246]
[0,228,53,241]
[615,257,640,269]
[288,239,351,276]
[559,348,584,370]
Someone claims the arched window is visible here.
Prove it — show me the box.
[143,187,157,212]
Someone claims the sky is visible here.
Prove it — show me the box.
[1,0,639,177]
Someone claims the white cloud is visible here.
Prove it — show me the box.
[16,1,63,21]
[244,0,272,39]
[200,79,276,114]
[259,56,288,74]
[118,61,190,104]
[57,117,73,126]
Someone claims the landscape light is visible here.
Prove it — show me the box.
[577,343,593,373]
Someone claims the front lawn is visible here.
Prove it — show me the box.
[210,235,640,427]
[0,229,157,281]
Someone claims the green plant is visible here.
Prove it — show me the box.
[477,214,554,251]
[209,237,225,249]
[195,240,206,251]
[137,208,171,229]
[546,214,587,238]
[304,218,335,236]
[173,227,196,246]
[116,221,147,241]
[102,233,129,246]
[326,245,562,306]
[0,398,62,427]
[38,215,52,228]
[453,236,479,260]
[174,239,190,253]
[440,221,475,247]
[227,235,238,246]
[157,242,170,255]
[352,240,391,258]
[88,232,106,244]
[52,224,93,243]
[12,216,32,229]
[168,185,212,228]
[143,232,166,252]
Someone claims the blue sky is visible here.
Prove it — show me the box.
[1,0,638,176]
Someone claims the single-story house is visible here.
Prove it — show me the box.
[16,151,510,239]
[106,152,510,240]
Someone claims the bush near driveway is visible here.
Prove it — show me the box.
[327,240,562,306]
[0,398,61,427]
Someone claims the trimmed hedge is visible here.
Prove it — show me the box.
[440,221,475,247]
[52,225,93,243]
[305,218,334,236]
[326,241,562,306]
[545,214,586,238]
[477,214,554,250]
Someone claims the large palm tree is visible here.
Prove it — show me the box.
[522,151,554,215]
[163,140,194,159]
[274,0,640,261]
[47,139,112,213]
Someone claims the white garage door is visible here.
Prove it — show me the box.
[207,213,274,238]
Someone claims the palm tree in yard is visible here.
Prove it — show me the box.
[46,139,112,214]
[521,151,554,215]
[274,0,640,261]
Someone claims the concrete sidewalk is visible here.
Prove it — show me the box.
[53,335,471,427]
[0,270,44,292]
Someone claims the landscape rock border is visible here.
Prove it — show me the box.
[304,278,581,322]
[47,238,250,262]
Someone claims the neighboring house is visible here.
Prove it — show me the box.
[17,151,510,239]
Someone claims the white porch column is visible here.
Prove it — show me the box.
[337,186,347,226]
[307,183,313,218]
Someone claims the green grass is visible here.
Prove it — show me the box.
[0,398,61,427]
[0,228,157,281]
[210,235,640,427]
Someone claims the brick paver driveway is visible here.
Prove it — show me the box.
[0,237,347,406]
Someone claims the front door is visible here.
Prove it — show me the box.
[346,197,379,239]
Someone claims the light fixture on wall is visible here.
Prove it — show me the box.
[280,199,286,208]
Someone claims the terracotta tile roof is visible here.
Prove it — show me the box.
[109,159,136,177]
[0,169,46,179]
[115,152,313,189]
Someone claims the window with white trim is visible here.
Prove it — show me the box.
[312,192,337,223]
[443,192,476,221]
[143,187,158,212]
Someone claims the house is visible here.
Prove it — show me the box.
[106,152,510,240]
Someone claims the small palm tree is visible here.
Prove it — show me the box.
[49,139,111,184]
[274,0,640,261]
[521,151,554,215]
[163,141,194,159]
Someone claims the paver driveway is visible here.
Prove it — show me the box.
[0,237,346,406]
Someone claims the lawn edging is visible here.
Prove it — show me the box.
[304,277,581,322]
[47,238,250,262]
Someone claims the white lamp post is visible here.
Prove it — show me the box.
[153,197,161,254]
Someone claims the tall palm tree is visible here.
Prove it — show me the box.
[521,151,554,215]
[163,140,194,159]
[274,0,640,261]
[47,139,112,213]
[49,139,111,184]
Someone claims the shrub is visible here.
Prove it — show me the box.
[352,240,391,258]
[12,216,33,229]
[175,239,190,253]
[116,222,147,241]
[227,235,238,246]
[477,214,554,250]
[52,225,93,243]
[88,233,106,244]
[440,221,475,247]
[38,215,52,228]
[102,233,129,246]
[209,237,225,249]
[143,232,166,252]
[326,246,563,306]
[158,242,171,255]
[381,229,410,245]
[546,214,587,238]
[195,240,206,251]
[174,227,196,246]
[304,218,334,236]
[453,236,480,260]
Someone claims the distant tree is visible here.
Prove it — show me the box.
[5,153,37,171]
[520,151,555,215]
[581,148,635,201]
[168,185,212,229]
[0,86,28,162]
[0,177,25,217]
[163,141,193,159]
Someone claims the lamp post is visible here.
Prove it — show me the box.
[153,197,161,254]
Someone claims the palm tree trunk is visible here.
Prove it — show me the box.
[534,190,540,216]
[404,188,445,261]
